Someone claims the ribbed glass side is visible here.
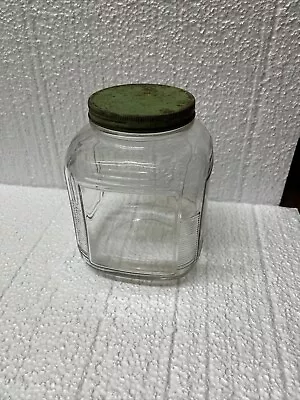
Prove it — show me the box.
[65,179,204,278]
[64,119,212,280]
[65,170,89,255]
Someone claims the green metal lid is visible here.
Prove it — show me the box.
[88,84,195,133]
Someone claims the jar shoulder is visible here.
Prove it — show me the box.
[187,119,213,155]
[65,121,213,187]
[65,124,96,163]
[66,120,212,159]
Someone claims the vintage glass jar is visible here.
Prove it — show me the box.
[64,84,213,280]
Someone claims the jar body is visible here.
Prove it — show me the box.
[65,120,213,280]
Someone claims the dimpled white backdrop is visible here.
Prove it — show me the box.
[0,0,299,203]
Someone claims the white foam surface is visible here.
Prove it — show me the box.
[0,185,299,399]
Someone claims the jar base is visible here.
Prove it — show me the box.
[79,250,198,281]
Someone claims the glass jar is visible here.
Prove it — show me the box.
[65,84,213,280]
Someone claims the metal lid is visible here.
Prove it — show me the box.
[88,84,195,133]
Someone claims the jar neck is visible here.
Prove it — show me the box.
[88,119,195,139]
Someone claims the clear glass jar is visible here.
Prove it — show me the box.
[65,84,213,280]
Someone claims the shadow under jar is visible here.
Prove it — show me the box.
[65,84,213,280]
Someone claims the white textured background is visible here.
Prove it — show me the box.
[0,0,299,204]
[1,185,300,399]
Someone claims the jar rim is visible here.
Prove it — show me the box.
[89,119,196,139]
